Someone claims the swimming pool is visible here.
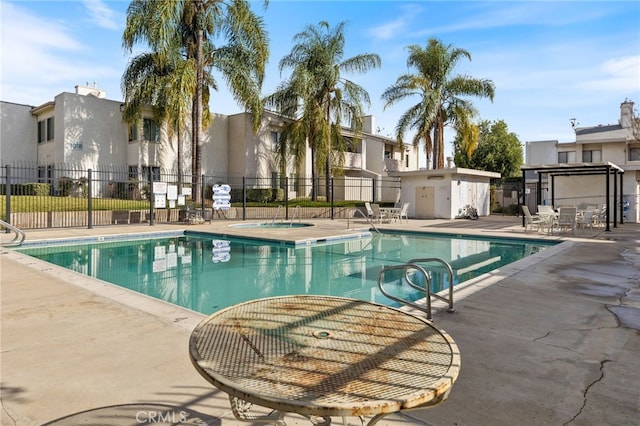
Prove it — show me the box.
[18,232,555,315]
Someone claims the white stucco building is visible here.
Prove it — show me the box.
[524,100,640,223]
[1,84,419,201]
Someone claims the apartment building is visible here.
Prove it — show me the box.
[524,100,640,223]
[1,84,419,200]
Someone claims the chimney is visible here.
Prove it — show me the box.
[364,115,375,134]
[619,99,634,128]
[75,82,107,99]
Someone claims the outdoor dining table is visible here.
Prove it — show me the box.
[189,295,460,425]
[378,207,400,222]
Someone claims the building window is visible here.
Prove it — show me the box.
[270,131,281,145]
[629,147,640,161]
[344,137,360,153]
[582,149,601,162]
[141,165,161,182]
[405,154,409,168]
[128,165,140,181]
[46,117,54,141]
[143,118,160,142]
[128,124,138,142]
[37,120,46,143]
[558,151,575,163]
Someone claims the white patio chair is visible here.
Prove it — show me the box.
[577,210,594,233]
[365,202,374,219]
[522,205,544,233]
[370,203,387,223]
[555,207,577,235]
[393,203,410,223]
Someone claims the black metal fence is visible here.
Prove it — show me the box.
[490,177,524,215]
[1,162,401,229]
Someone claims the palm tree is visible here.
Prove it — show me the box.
[381,38,495,169]
[452,107,480,168]
[121,41,197,192]
[266,21,380,200]
[123,0,269,202]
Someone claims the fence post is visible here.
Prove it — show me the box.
[201,174,206,211]
[148,167,154,226]
[87,169,93,229]
[372,177,377,203]
[242,176,246,221]
[330,177,335,220]
[5,165,11,227]
[285,176,289,220]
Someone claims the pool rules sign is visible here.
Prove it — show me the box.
[212,184,231,218]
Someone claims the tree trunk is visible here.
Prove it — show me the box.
[311,146,318,201]
[325,105,332,203]
[177,124,183,193]
[193,22,204,203]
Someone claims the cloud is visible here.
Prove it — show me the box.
[366,4,423,41]
[419,2,618,36]
[81,0,122,30]
[0,2,121,104]
[579,55,640,92]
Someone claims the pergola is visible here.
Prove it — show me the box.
[520,162,625,232]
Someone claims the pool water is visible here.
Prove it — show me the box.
[18,232,554,315]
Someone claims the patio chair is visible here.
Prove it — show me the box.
[576,210,594,233]
[370,203,387,223]
[555,207,577,234]
[594,204,607,227]
[365,202,374,219]
[522,205,544,233]
[393,203,410,223]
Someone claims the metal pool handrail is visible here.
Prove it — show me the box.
[271,205,283,224]
[290,205,300,225]
[378,258,455,321]
[378,263,433,319]
[347,208,381,234]
[408,257,455,314]
[0,219,26,247]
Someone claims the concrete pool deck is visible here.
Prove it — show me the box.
[2,216,639,425]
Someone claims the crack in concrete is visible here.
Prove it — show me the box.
[0,397,18,426]
[563,359,611,426]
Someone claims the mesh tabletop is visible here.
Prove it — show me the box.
[189,295,460,417]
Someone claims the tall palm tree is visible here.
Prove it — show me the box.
[266,21,380,200]
[123,0,268,202]
[381,38,495,169]
[121,41,197,192]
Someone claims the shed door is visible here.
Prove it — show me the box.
[415,186,435,218]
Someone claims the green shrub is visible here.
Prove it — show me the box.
[246,188,272,203]
[271,188,284,202]
[58,177,74,197]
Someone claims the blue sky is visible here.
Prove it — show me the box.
[1,0,639,160]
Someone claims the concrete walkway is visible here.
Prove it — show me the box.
[2,216,639,425]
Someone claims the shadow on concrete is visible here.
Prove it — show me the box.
[41,402,222,425]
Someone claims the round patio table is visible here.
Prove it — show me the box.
[189,295,460,425]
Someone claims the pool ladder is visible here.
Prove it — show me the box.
[347,208,381,234]
[271,205,301,226]
[377,258,454,321]
[0,219,26,247]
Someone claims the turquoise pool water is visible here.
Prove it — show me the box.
[18,232,554,315]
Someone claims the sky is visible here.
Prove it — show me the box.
[1,0,639,162]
